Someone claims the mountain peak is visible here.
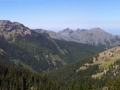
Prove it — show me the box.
[81,29,87,31]
[76,28,80,31]
[0,20,31,40]
[0,20,27,29]
[0,20,11,23]
[63,28,70,31]
[89,27,105,32]
[58,28,73,34]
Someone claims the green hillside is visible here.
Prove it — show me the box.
[1,46,120,90]
[46,46,120,90]
[2,20,120,90]
[0,30,104,73]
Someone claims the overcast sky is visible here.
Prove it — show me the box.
[0,0,120,35]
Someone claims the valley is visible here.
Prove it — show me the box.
[0,20,120,90]
[1,0,120,89]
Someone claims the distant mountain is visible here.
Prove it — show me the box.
[1,20,119,48]
[35,28,120,48]
[35,29,72,41]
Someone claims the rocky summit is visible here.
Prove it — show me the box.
[0,20,120,48]
[35,27,120,48]
[0,20,31,40]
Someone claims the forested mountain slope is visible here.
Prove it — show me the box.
[1,20,120,90]
[0,20,104,73]
[1,45,120,89]
[0,63,59,90]
[46,45,120,90]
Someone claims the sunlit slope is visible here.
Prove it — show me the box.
[77,45,120,78]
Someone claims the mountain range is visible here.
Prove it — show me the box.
[0,20,103,73]
[35,28,120,48]
[1,20,120,90]
[1,20,120,48]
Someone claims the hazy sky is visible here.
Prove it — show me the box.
[0,0,120,34]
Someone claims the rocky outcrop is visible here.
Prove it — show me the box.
[0,20,120,48]
[0,20,31,39]
[35,27,120,48]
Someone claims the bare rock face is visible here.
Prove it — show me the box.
[1,20,120,48]
[35,27,120,48]
[57,28,120,47]
[0,20,31,40]
[35,29,72,41]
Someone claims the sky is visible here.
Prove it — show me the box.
[0,0,120,35]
